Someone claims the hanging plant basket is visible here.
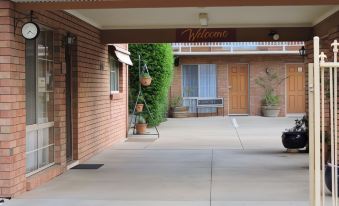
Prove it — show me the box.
[136,104,144,113]
[140,75,152,86]
[140,64,152,86]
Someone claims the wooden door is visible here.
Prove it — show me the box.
[287,64,306,113]
[228,64,249,114]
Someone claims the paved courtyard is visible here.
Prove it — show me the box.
[5,116,309,206]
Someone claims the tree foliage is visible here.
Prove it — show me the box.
[129,44,174,127]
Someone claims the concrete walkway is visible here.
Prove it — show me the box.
[6,116,309,206]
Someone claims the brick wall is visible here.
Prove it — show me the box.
[0,0,26,197]
[305,14,339,137]
[170,55,304,116]
[0,0,128,197]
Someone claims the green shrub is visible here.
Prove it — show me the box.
[137,96,144,104]
[129,44,174,127]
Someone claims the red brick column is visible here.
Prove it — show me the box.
[217,63,228,115]
[0,0,26,197]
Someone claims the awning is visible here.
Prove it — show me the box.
[114,46,133,66]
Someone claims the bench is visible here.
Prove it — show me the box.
[196,98,224,117]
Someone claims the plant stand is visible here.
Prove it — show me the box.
[128,55,160,138]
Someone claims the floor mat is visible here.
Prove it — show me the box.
[71,164,104,169]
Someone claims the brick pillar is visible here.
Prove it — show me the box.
[0,0,26,197]
[217,63,228,115]
[53,32,67,167]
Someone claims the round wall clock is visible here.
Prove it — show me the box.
[21,22,40,40]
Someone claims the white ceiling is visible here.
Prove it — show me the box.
[66,5,339,29]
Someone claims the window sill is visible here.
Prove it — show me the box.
[110,92,124,100]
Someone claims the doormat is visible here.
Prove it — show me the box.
[71,164,104,169]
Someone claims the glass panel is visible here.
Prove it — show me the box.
[26,130,38,153]
[46,62,53,91]
[37,32,46,58]
[38,127,54,148]
[198,64,217,113]
[25,40,36,125]
[182,65,198,97]
[110,58,119,91]
[47,91,54,122]
[37,92,47,123]
[199,64,217,98]
[110,71,116,91]
[46,31,53,60]
[26,152,38,173]
[37,60,54,124]
[38,146,54,168]
[37,60,47,93]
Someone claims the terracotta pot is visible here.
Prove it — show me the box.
[140,77,152,86]
[136,123,147,134]
[136,104,144,113]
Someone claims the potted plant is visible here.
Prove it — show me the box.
[255,70,286,117]
[136,96,144,113]
[140,72,152,86]
[169,96,189,118]
[261,92,281,117]
[282,115,308,149]
[135,115,147,134]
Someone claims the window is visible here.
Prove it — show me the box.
[25,30,55,175]
[182,64,217,112]
[110,56,120,93]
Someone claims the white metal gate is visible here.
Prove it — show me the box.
[310,36,339,206]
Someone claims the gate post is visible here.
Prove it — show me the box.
[309,63,315,206]
[313,36,321,206]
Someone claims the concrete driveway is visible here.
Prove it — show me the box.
[5,116,309,206]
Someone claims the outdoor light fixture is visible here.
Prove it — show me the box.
[199,13,208,26]
[268,31,280,41]
[299,46,306,57]
[174,56,180,67]
[63,33,75,47]
[67,36,75,45]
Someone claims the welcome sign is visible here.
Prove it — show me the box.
[176,28,236,42]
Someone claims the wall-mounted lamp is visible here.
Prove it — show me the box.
[265,68,272,74]
[66,33,76,45]
[299,46,306,57]
[268,31,280,41]
[199,13,208,26]
[174,56,180,67]
[62,34,76,48]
